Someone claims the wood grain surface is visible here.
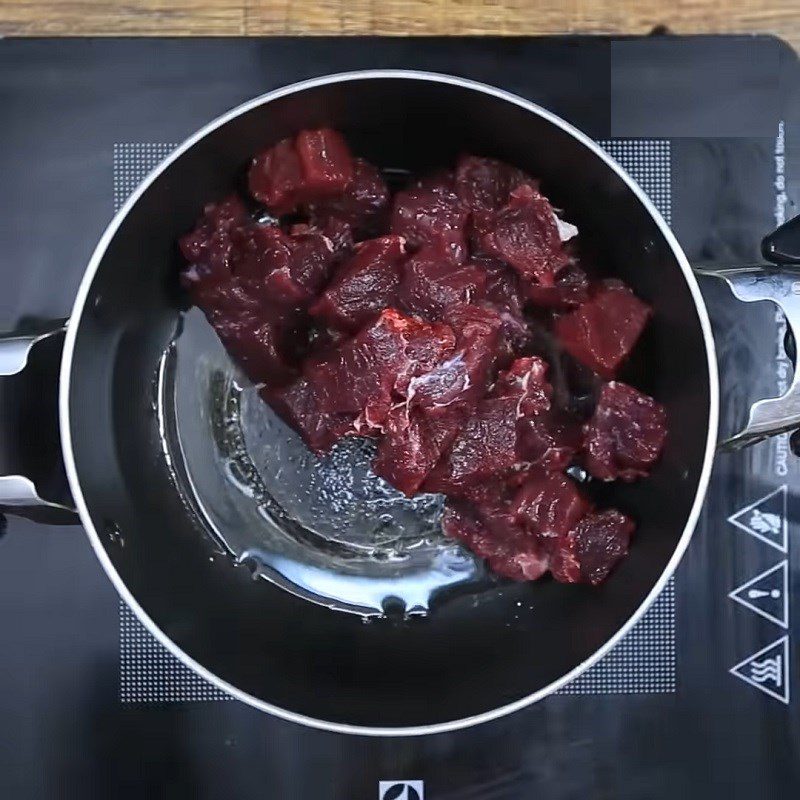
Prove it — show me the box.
[0,0,799,50]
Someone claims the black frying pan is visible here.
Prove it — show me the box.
[2,72,799,736]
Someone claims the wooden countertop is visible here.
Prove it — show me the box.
[1,0,799,52]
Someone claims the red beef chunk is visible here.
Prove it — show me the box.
[518,409,583,471]
[527,261,590,309]
[374,408,457,497]
[180,198,348,385]
[259,222,352,306]
[264,376,357,454]
[307,157,390,236]
[511,471,590,539]
[373,305,503,495]
[248,128,354,215]
[282,309,455,452]
[471,257,532,362]
[583,381,667,481]
[289,218,354,263]
[423,396,524,492]
[444,474,631,585]
[491,356,552,418]
[179,194,250,286]
[196,283,297,384]
[181,197,347,308]
[398,243,487,320]
[554,281,651,378]
[443,499,551,581]
[309,236,406,332]
[477,184,570,286]
[390,181,469,263]
[455,154,536,213]
[549,509,635,585]
[424,356,553,495]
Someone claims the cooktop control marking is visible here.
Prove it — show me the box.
[379,781,424,800]
[728,485,788,553]
[729,560,789,629]
[730,636,790,705]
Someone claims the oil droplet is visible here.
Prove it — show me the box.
[104,520,125,548]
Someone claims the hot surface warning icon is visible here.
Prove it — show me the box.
[727,485,788,553]
[730,636,790,705]
[728,560,789,629]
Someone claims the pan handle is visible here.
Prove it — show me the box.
[696,214,800,450]
[0,320,78,524]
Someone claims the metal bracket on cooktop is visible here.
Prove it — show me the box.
[697,267,800,450]
[0,322,77,523]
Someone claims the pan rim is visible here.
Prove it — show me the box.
[59,69,720,737]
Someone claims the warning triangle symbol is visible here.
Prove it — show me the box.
[730,636,790,705]
[728,560,788,628]
[727,485,787,553]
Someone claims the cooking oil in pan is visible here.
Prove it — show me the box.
[156,308,484,617]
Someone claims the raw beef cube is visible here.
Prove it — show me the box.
[443,302,503,347]
[307,308,454,434]
[407,306,505,453]
[475,257,531,360]
[549,509,635,585]
[479,257,525,311]
[189,277,294,384]
[455,155,535,213]
[184,260,298,386]
[310,236,406,332]
[398,244,487,320]
[394,319,458,398]
[490,356,552,418]
[307,158,390,236]
[214,314,293,385]
[376,355,478,494]
[511,472,590,539]
[182,201,347,310]
[248,138,304,215]
[425,355,553,495]
[479,184,569,286]
[264,377,355,454]
[248,129,354,214]
[286,223,346,296]
[527,261,590,309]
[424,397,527,495]
[295,129,354,194]
[390,184,469,262]
[583,381,667,481]
[263,221,352,306]
[373,408,449,496]
[432,304,505,405]
[554,282,651,378]
[518,410,582,471]
[179,195,250,286]
[189,277,263,323]
[374,308,503,495]
[289,218,354,264]
[231,223,296,297]
[442,500,550,581]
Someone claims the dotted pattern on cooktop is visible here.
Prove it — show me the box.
[119,601,233,703]
[114,140,675,703]
[600,139,672,225]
